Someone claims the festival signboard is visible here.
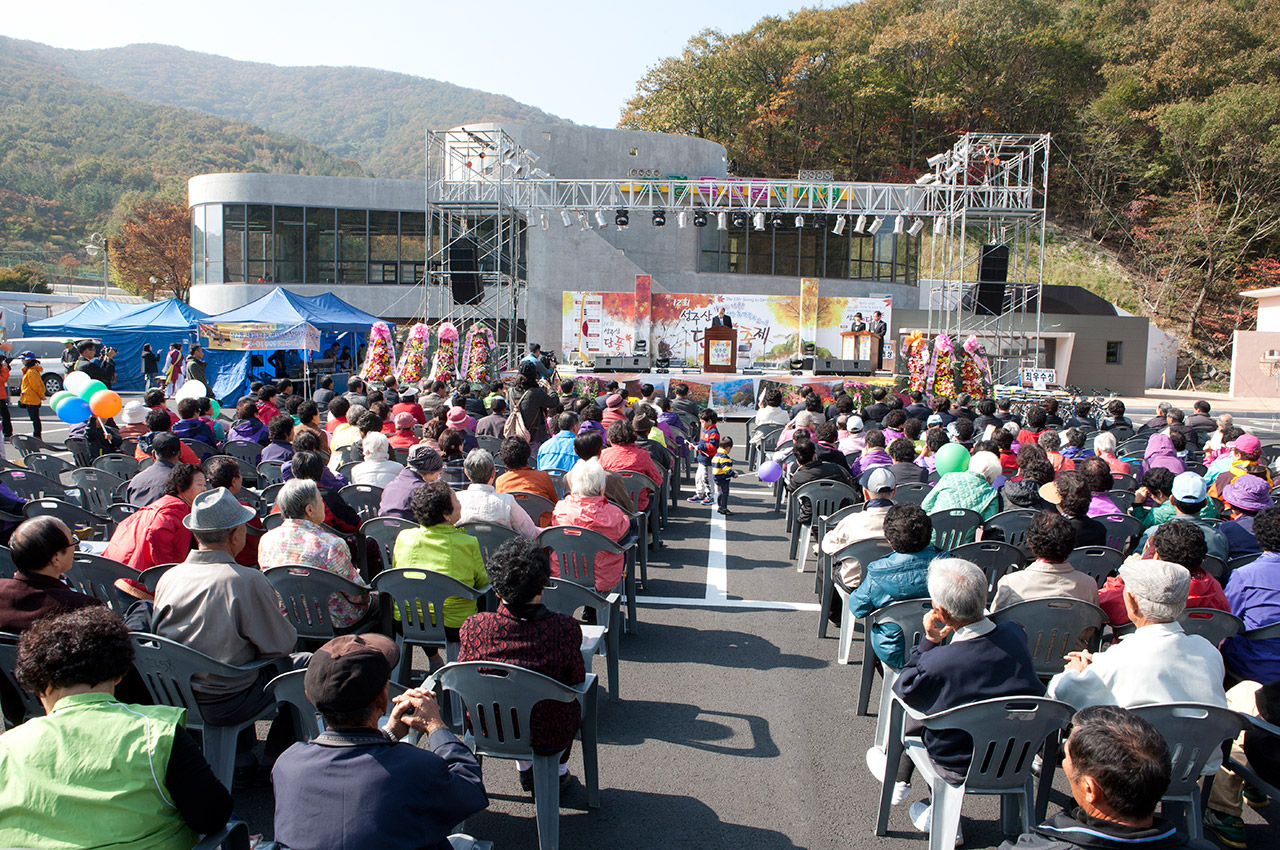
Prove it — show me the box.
[199,321,321,352]
[815,296,894,361]
[562,291,636,359]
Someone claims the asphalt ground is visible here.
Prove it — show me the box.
[6,400,1280,848]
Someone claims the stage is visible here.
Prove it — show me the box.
[557,368,897,419]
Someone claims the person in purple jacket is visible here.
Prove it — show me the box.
[227,398,269,445]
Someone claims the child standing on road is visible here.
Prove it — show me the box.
[713,435,737,516]
[689,408,720,505]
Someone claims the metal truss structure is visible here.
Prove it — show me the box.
[923,133,1051,384]
[427,126,1048,376]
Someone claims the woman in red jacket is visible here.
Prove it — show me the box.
[458,536,585,793]
[103,463,205,605]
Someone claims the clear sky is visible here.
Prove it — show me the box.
[2,0,835,128]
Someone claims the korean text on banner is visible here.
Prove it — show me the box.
[200,322,322,352]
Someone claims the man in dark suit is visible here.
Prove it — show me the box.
[711,307,733,328]
[870,311,888,337]
[861,387,890,423]
[904,391,931,421]
[875,557,1043,822]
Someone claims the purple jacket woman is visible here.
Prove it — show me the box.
[1142,433,1186,476]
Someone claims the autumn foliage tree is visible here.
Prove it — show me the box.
[109,199,191,301]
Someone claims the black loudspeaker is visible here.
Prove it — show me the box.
[593,355,650,372]
[448,242,482,305]
[973,244,1008,315]
[814,358,871,376]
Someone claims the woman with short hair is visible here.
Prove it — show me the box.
[350,432,404,489]
[0,517,98,634]
[0,607,232,849]
[550,459,631,593]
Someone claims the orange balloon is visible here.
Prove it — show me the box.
[89,389,122,419]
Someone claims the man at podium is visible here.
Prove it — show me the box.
[870,311,888,337]
[711,307,733,328]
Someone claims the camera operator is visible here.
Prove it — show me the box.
[523,343,554,382]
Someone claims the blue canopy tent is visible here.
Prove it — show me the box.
[200,288,387,404]
[23,298,208,391]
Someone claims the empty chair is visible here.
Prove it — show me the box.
[428,662,599,850]
[264,565,374,647]
[259,482,285,509]
[1095,513,1144,554]
[93,452,140,479]
[138,563,179,594]
[334,443,363,467]
[1130,703,1250,841]
[129,632,284,790]
[1065,545,1125,588]
[371,568,489,684]
[222,440,263,486]
[989,597,1107,679]
[339,484,385,523]
[0,469,69,502]
[256,460,285,488]
[748,423,784,471]
[1111,472,1139,491]
[69,468,126,516]
[11,434,63,458]
[63,436,93,468]
[876,695,1075,850]
[106,502,139,526]
[24,452,74,483]
[981,509,1040,553]
[950,541,1028,601]
[929,508,983,552]
[477,434,503,456]
[25,498,111,542]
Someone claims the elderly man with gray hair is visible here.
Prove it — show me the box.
[871,558,1043,831]
[259,478,373,630]
[455,448,539,538]
[1048,559,1227,713]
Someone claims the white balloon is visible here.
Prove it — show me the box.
[177,380,206,399]
[63,371,91,395]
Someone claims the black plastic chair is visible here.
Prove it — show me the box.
[1066,545,1125,588]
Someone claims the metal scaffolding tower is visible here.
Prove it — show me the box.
[924,133,1051,384]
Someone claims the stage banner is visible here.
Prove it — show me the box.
[200,321,321,352]
[648,293,800,366]
[562,291,636,359]
[815,296,894,361]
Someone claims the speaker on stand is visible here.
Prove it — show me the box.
[971,244,1008,315]
[448,240,482,305]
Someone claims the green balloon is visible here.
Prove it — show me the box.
[209,399,221,417]
[934,442,971,476]
[49,390,74,412]
[79,380,107,401]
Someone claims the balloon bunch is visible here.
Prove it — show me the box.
[53,372,123,425]
[396,323,430,384]
[360,322,397,382]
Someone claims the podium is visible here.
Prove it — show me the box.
[702,326,737,373]
[840,331,883,371]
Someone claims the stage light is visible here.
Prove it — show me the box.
[752,212,765,230]
[832,215,846,235]
[653,209,666,227]
[540,212,548,230]
[694,210,708,228]
[870,215,885,233]
[531,168,550,179]
[731,211,748,229]
[916,174,936,185]
[579,211,590,231]
[561,210,574,228]
[907,218,925,237]
[615,208,629,228]
[934,217,947,235]
[769,212,785,229]
[716,212,727,231]
[892,215,905,235]
[813,214,827,230]
[794,215,804,228]
[677,211,688,229]
[524,151,540,163]
[853,214,867,234]
[595,210,607,229]
[926,152,948,167]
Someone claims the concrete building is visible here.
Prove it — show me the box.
[1231,287,1280,397]
[189,123,1154,394]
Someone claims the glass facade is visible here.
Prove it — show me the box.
[192,203,426,286]
[698,221,918,284]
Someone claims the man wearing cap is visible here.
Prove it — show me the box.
[1135,472,1229,563]
[387,411,419,450]
[117,400,150,440]
[379,444,444,521]
[475,396,508,439]
[271,634,487,850]
[152,487,302,782]
[59,339,77,372]
[1213,433,1273,499]
[1219,474,1273,558]
[391,386,426,425]
[821,467,896,607]
[601,393,629,427]
[1048,559,1227,715]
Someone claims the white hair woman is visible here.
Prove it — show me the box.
[550,459,631,594]
[1092,431,1132,477]
[350,431,404,489]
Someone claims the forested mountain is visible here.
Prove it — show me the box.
[0,37,364,259]
[25,40,568,180]
[622,0,1280,359]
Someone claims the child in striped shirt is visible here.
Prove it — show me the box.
[713,435,737,516]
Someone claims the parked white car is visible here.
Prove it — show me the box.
[5,337,98,396]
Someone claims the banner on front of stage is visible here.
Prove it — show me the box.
[199,321,321,352]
